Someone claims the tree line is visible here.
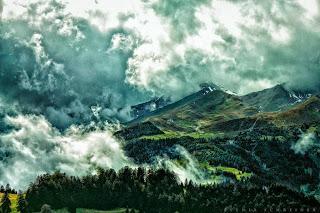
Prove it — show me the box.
[23,167,319,213]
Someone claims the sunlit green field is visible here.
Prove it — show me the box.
[215,166,252,181]
[140,130,220,140]
[201,163,252,181]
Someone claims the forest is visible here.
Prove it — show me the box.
[0,122,319,212]
[3,167,316,213]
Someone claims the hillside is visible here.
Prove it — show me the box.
[25,168,320,212]
[271,95,320,125]
[118,86,320,198]
[211,95,320,132]
[241,84,312,112]
[128,86,258,133]
[124,85,319,136]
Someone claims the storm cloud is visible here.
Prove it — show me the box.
[143,0,320,95]
[0,0,148,129]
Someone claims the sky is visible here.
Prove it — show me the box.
[0,0,320,189]
[1,1,320,119]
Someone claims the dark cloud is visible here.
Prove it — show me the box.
[0,1,151,129]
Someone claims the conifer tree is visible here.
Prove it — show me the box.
[0,191,11,213]
[17,193,27,213]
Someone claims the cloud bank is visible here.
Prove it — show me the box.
[157,145,215,184]
[0,115,132,189]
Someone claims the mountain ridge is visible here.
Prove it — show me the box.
[116,84,320,199]
[125,84,319,134]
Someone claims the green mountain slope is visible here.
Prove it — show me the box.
[128,88,258,133]
[117,87,320,197]
[125,84,320,137]
[211,95,320,132]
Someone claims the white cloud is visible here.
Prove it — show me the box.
[297,0,319,19]
[0,114,132,189]
[211,0,242,37]
[291,133,318,155]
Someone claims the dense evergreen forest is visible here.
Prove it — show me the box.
[124,124,320,192]
[20,167,319,212]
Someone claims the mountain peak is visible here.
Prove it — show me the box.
[242,84,312,112]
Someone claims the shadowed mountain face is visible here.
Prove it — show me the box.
[211,95,320,132]
[241,84,313,112]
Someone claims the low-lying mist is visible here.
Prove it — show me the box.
[0,114,214,190]
[291,132,319,155]
[0,114,132,189]
[156,145,218,184]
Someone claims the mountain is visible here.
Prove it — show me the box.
[129,83,220,121]
[126,84,319,134]
[211,95,320,132]
[128,83,257,133]
[268,95,320,125]
[241,84,312,112]
[117,84,320,197]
